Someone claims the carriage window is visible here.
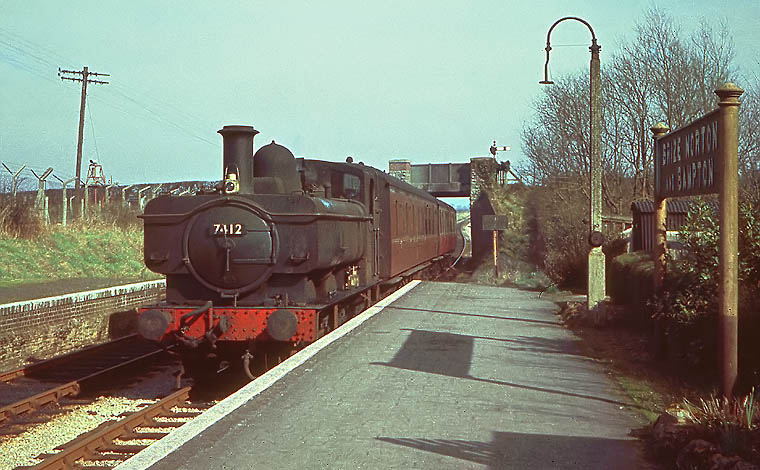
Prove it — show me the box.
[343,173,360,199]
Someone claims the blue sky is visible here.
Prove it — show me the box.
[1,0,758,188]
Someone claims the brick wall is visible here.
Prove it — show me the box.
[469,157,497,205]
[470,157,499,259]
[388,160,412,183]
[0,280,166,372]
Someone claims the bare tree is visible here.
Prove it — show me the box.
[637,8,694,130]
[689,19,737,116]
[739,76,760,200]
[739,76,760,170]
[522,7,751,206]
[522,74,590,191]
[606,36,657,201]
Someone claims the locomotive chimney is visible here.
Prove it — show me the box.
[218,125,259,194]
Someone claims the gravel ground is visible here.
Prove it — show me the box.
[0,362,188,469]
[0,377,56,407]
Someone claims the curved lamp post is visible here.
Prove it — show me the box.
[540,17,605,311]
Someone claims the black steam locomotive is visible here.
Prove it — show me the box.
[136,125,457,378]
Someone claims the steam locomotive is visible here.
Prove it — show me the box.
[136,125,457,379]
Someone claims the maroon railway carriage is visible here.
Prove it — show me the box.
[136,125,456,378]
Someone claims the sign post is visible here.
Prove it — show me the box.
[650,122,670,359]
[483,215,508,280]
[716,83,743,397]
[652,83,743,396]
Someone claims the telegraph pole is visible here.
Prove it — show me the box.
[58,66,109,214]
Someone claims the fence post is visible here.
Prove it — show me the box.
[2,163,26,199]
[83,181,90,216]
[138,186,151,211]
[43,196,50,224]
[31,167,53,224]
[53,176,77,226]
[105,184,115,207]
[122,184,135,208]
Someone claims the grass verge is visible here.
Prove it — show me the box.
[0,219,159,288]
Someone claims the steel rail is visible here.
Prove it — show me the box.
[0,366,26,382]
[23,386,197,470]
[0,382,81,425]
[0,335,140,383]
[0,344,170,425]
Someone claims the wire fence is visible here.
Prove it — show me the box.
[0,161,214,226]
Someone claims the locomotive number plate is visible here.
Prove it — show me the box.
[212,223,244,235]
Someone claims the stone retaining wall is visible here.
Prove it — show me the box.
[0,280,166,372]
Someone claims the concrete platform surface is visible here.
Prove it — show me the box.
[120,281,654,470]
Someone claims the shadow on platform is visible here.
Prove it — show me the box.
[383,305,561,327]
[376,431,643,469]
[370,328,638,410]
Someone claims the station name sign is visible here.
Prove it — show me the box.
[655,109,720,198]
[482,214,508,231]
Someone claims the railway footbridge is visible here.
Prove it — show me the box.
[389,158,518,258]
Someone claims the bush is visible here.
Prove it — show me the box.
[607,252,654,307]
[525,184,588,289]
[648,199,760,384]
[603,236,629,259]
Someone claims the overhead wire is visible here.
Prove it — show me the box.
[0,27,220,149]
[86,101,101,163]
[0,44,60,85]
[103,87,217,146]
[0,27,72,65]
[0,160,77,190]
[111,81,212,132]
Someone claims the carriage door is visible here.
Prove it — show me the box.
[370,179,379,276]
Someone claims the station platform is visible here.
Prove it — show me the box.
[117,281,653,470]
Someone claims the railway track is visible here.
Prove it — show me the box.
[0,335,172,426]
[19,386,209,470]
[1,266,439,468]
